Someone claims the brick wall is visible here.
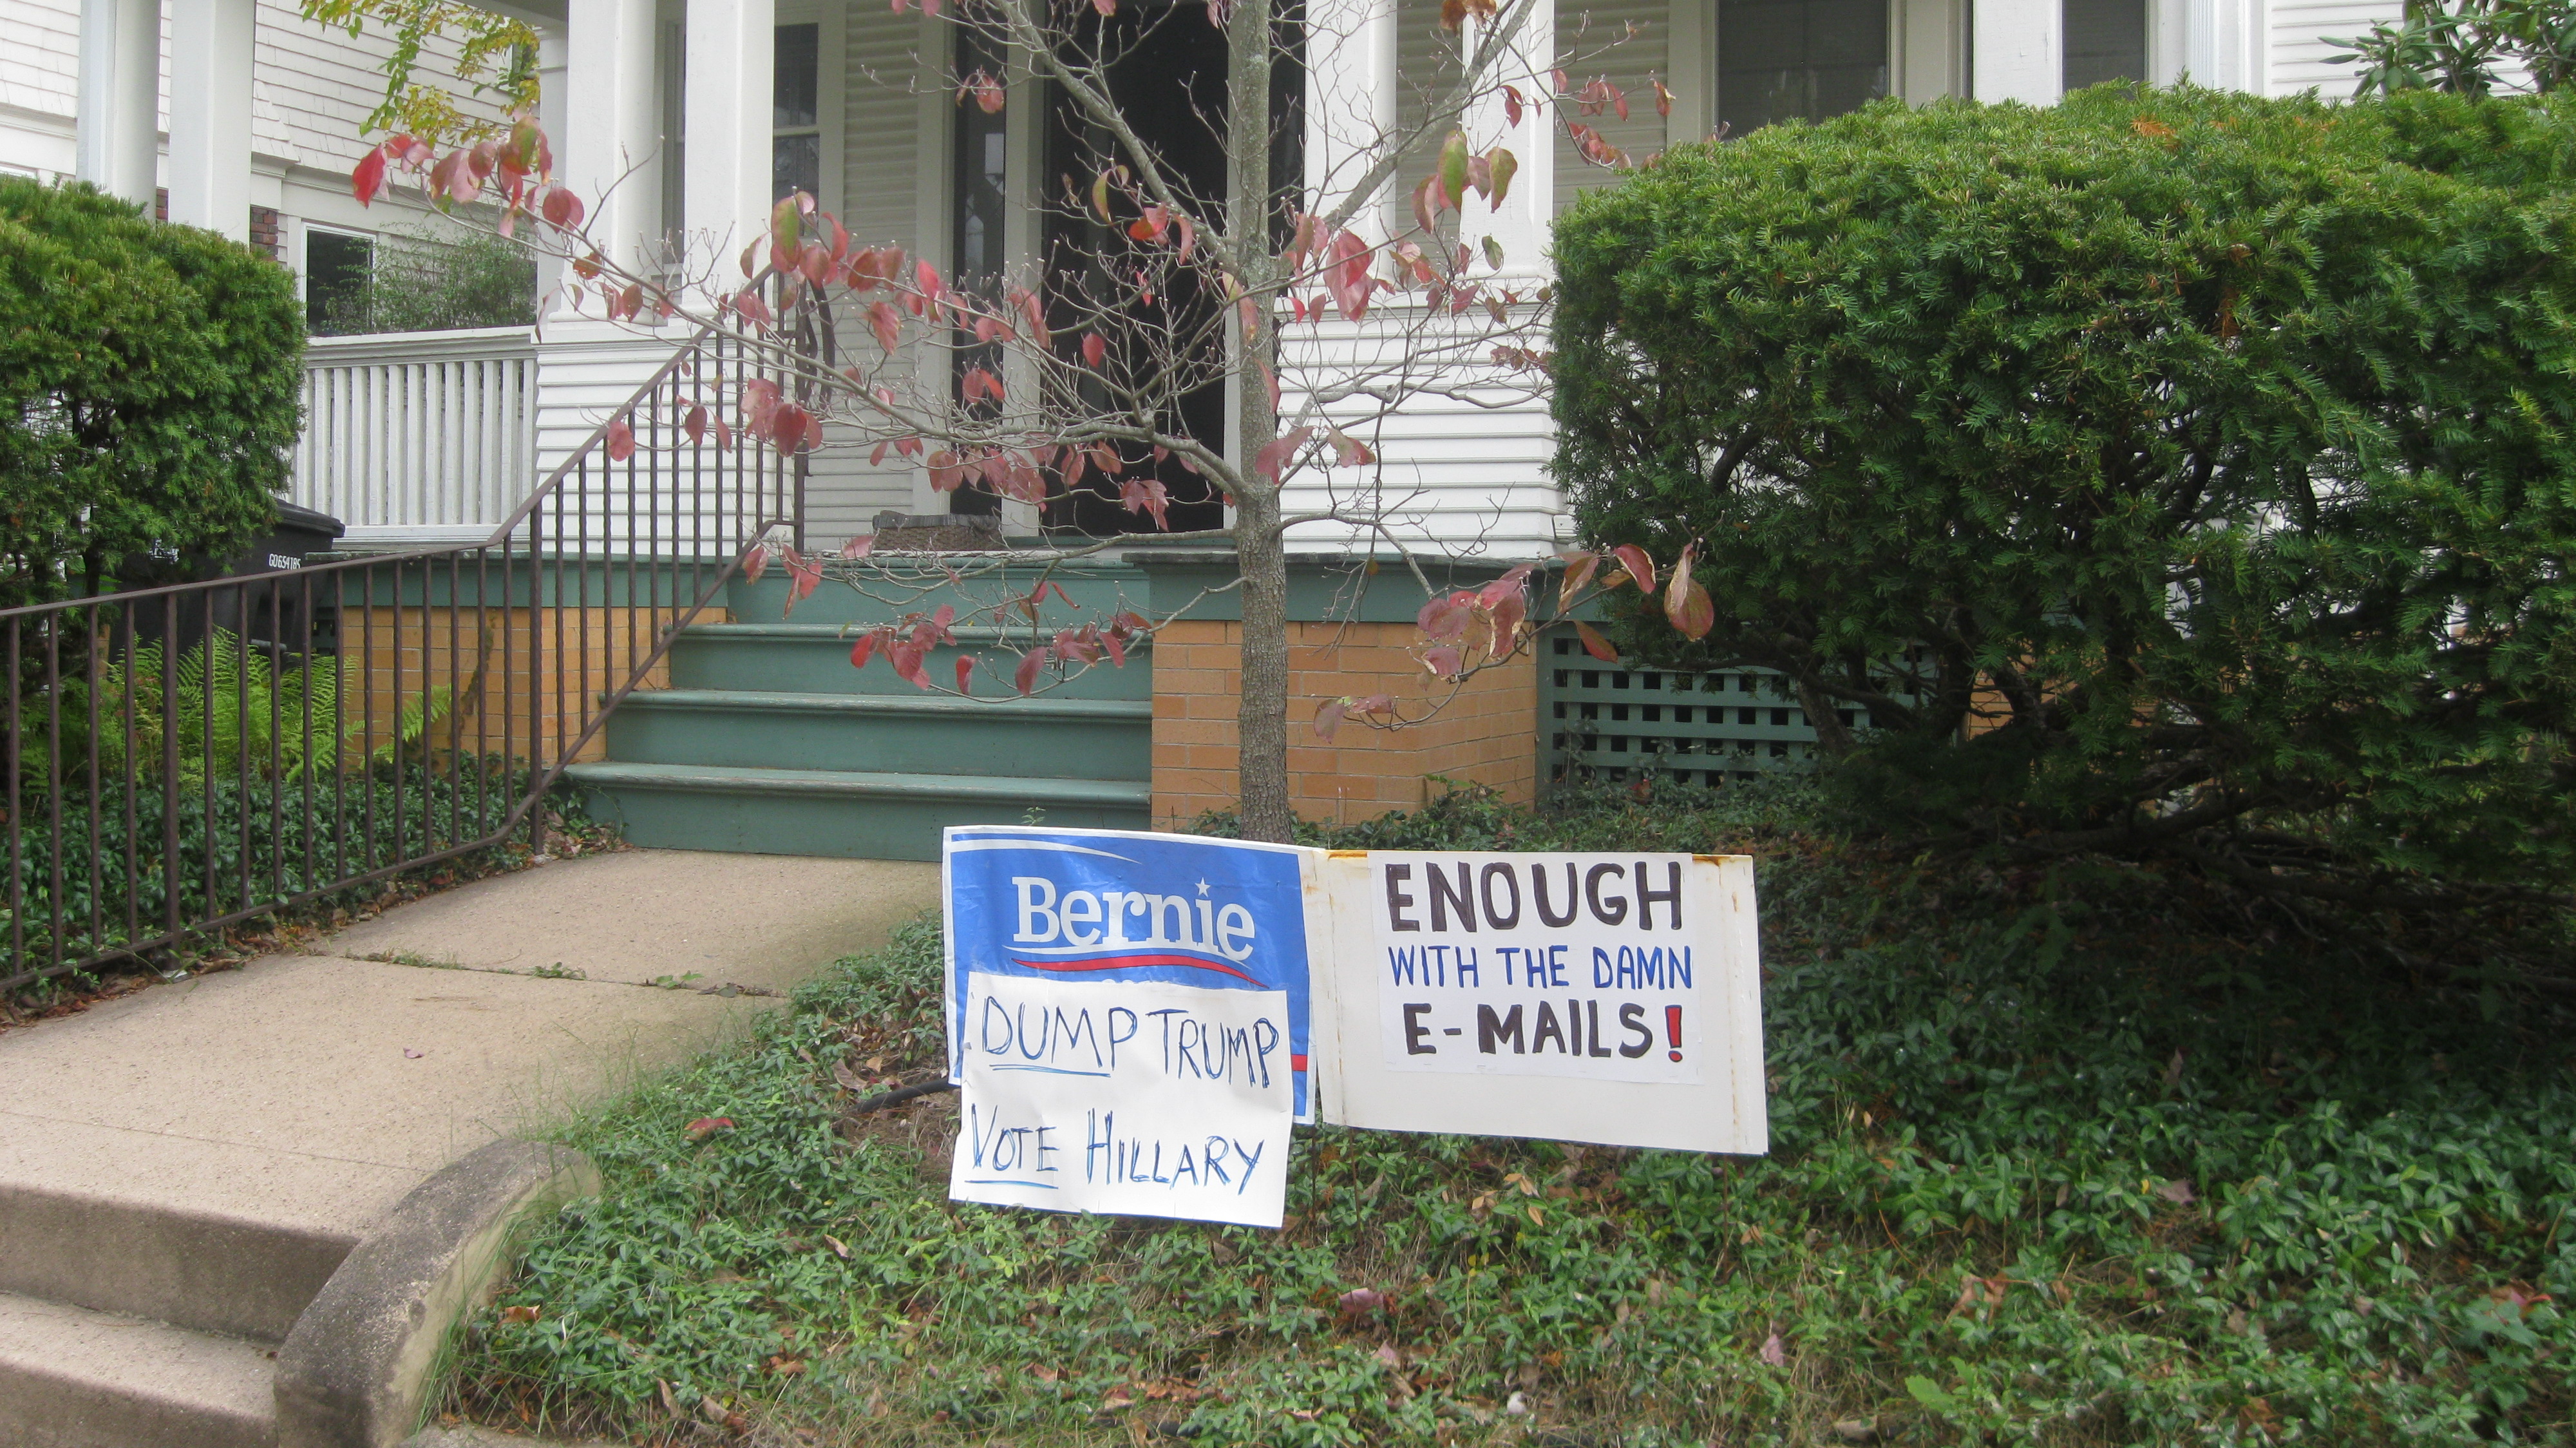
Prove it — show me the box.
[1151,620,1538,830]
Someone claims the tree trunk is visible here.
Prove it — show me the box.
[1226,0,1295,844]
[1234,489,1294,842]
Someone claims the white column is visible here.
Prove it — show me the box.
[1457,0,1555,277]
[534,23,570,307]
[685,0,777,268]
[166,0,254,239]
[565,0,664,276]
[76,0,161,206]
[1971,0,2062,104]
[2180,0,2265,90]
[1303,0,1399,234]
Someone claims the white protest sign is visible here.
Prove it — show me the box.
[942,826,1318,1227]
[948,972,1293,1226]
[1312,852,1766,1154]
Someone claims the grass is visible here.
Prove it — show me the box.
[444,782,2575,1445]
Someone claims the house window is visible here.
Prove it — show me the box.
[1715,0,1888,135]
[774,23,822,201]
[304,228,375,333]
[2063,0,2148,90]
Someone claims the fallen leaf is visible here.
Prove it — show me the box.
[768,1355,806,1376]
[1831,1418,1879,1443]
[1032,1364,1061,1382]
[685,1116,735,1141]
[2155,1177,2196,1205]
[1336,1287,1388,1316]
[1758,1332,1786,1366]
[499,1304,540,1324]
[821,1234,849,1259]
[402,1048,424,1059]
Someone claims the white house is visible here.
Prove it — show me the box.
[10,0,2397,558]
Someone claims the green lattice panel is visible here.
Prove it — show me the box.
[1539,628,1880,786]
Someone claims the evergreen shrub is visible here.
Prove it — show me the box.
[0,179,302,607]
[1552,86,2576,899]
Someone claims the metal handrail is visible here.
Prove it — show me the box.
[2,303,805,989]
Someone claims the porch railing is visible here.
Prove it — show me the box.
[4,310,804,991]
[292,326,538,546]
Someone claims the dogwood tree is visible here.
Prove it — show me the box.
[350,0,1704,841]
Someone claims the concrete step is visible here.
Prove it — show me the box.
[565,761,1155,861]
[668,624,1151,700]
[607,690,1153,779]
[0,1156,359,1344]
[0,1290,277,1448]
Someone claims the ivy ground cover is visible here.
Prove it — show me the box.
[448,785,2573,1445]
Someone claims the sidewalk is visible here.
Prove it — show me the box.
[0,848,938,1447]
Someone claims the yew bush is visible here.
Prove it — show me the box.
[1553,86,2576,903]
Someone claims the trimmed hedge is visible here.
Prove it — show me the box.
[0,179,302,607]
[1552,86,2576,894]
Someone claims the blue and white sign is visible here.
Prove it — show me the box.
[943,826,1319,1226]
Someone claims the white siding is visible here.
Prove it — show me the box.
[1279,309,1567,559]
[2265,0,2398,94]
[1556,0,1669,196]
[0,0,83,122]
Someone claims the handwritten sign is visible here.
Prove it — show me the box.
[1312,852,1766,1154]
[943,826,1317,1225]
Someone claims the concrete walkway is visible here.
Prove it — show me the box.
[0,848,938,1448]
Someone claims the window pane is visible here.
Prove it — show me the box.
[1717,0,1887,136]
[305,231,375,332]
[774,23,819,128]
[2063,0,2146,90]
[773,132,821,202]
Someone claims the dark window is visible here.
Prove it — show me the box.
[773,23,822,201]
[2063,0,2147,90]
[1716,0,1888,135]
[305,229,375,332]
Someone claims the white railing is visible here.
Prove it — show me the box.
[292,326,538,546]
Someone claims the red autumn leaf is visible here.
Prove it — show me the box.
[869,300,903,354]
[712,415,734,451]
[605,416,637,462]
[1423,645,1464,678]
[1081,332,1108,369]
[684,1116,734,1141]
[1502,84,1525,128]
[1253,425,1314,484]
[1560,549,1602,600]
[850,630,880,669]
[840,534,876,559]
[1487,593,1527,653]
[541,184,583,229]
[1337,1288,1388,1315]
[1328,428,1375,467]
[1103,628,1126,668]
[1014,647,1046,696]
[743,544,772,582]
[1417,592,1473,640]
[352,145,388,205]
[1576,621,1618,663]
[1609,544,1657,594]
[1663,542,1713,640]
[1314,698,1348,741]
[683,405,709,443]
[954,655,974,694]
[499,1304,540,1324]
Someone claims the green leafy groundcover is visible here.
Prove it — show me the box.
[453,785,2573,1445]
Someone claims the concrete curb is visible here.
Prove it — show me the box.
[273,1140,601,1448]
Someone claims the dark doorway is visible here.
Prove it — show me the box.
[1041,2,1235,537]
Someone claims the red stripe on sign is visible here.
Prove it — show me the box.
[1291,1054,1308,1072]
[1010,953,1260,984]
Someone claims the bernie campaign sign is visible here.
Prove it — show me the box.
[943,826,1318,1228]
[1311,851,1766,1155]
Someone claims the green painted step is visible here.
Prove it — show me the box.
[668,624,1151,700]
[726,562,1152,626]
[605,691,1151,779]
[564,762,1152,862]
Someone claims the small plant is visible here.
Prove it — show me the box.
[2328,0,2576,94]
[312,225,536,336]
